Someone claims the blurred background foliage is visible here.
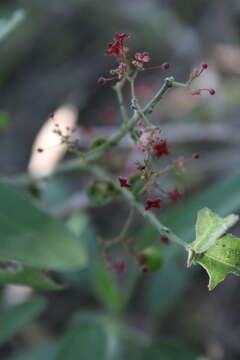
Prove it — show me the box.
[1,0,240,359]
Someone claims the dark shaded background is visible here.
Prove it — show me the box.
[1,0,240,359]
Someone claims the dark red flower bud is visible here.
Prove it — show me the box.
[145,198,161,211]
[118,176,132,188]
[168,188,182,203]
[201,62,208,69]
[160,236,170,245]
[113,259,125,274]
[209,88,216,95]
[152,139,170,158]
[161,62,170,70]
[192,153,200,159]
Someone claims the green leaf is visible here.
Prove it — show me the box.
[0,296,46,345]
[0,261,62,290]
[92,265,124,313]
[0,181,86,270]
[142,170,240,316]
[56,313,120,360]
[191,207,238,253]
[8,342,59,360]
[190,234,240,290]
[140,338,199,360]
[0,112,10,128]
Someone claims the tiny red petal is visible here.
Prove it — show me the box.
[98,77,107,85]
[168,188,182,202]
[201,62,208,69]
[135,52,150,63]
[161,62,170,70]
[114,259,125,274]
[160,236,170,245]
[152,139,170,158]
[118,176,132,188]
[192,153,200,159]
[145,198,161,211]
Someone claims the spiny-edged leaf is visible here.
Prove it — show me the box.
[0,181,86,270]
[190,234,240,290]
[0,296,46,345]
[191,207,238,253]
[141,170,240,316]
[0,261,62,290]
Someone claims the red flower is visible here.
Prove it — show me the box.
[145,198,161,211]
[152,139,170,158]
[113,259,125,274]
[160,236,170,245]
[118,176,131,188]
[201,62,208,69]
[168,188,182,202]
[115,33,130,41]
[105,41,122,56]
[135,52,150,63]
[104,33,130,56]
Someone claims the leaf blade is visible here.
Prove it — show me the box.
[191,234,240,290]
[0,181,86,270]
[191,207,238,253]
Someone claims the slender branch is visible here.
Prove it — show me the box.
[129,76,151,126]
[5,77,174,187]
[105,207,135,249]
[113,79,129,124]
[88,166,189,250]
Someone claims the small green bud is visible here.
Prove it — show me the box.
[137,247,163,272]
[87,180,119,205]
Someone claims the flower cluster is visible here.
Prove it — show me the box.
[98,32,170,85]
[104,32,130,56]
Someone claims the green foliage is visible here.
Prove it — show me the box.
[92,264,124,313]
[0,261,62,289]
[87,180,119,205]
[191,207,238,253]
[0,182,86,270]
[143,170,240,316]
[140,338,199,360]
[188,208,240,289]
[0,296,46,345]
[0,112,10,128]
[56,314,120,360]
[8,343,59,360]
[190,234,240,290]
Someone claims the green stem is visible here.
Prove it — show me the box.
[113,79,129,124]
[6,77,175,187]
[89,166,189,250]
